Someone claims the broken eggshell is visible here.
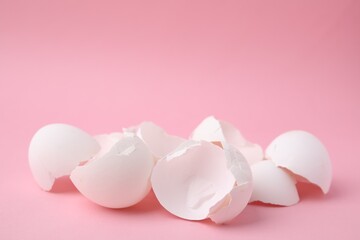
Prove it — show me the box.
[124,121,186,160]
[190,116,263,165]
[250,160,299,206]
[266,130,332,194]
[151,140,252,223]
[70,136,154,208]
[28,123,100,191]
[92,132,123,160]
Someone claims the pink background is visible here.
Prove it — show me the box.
[1,0,359,239]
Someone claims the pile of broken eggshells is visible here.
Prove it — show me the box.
[28,116,332,224]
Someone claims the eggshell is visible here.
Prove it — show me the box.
[209,143,253,223]
[190,116,263,165]
[93,132,123,160]
[151,141,236,221]
[210,184,253,223]
[237,142,264,165]
[151,141,253,223]
[190,116,247,145]
[250,160,299,206]
[28,124,100,191]
[125,121,186,160]
[266,130,332,193]
[70,136,154,208]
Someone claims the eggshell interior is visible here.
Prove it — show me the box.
[28,124,100,191]
[151,141,236,220]
[210,184,253,223]
[266,130,332,193]
[70,136,154,208]
[250,160,299,206]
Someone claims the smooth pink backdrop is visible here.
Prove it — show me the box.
[1,0,359,239]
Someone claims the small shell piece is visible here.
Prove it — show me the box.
[151,141,252,223]
[70,136,154,208]
[190,116,263,165]
[28,124,100,191]
[250,160,299,206]
[124,122,186,160]
[266,130,332,193]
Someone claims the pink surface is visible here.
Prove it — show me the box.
[0,0,359,239]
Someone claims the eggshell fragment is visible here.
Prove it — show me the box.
[28,124,100,191]
[209,143,253,223]
[190,116,263,165]
[266,130,332,193]
[124,121,186,160]
[70,136,154,208]
[250,160,299,206]
[210,184,253,223]
[93,132,123,160]
[151,141,252,223]
[151,141,235,220]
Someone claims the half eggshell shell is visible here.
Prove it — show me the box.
[28,123,100,191]
[266,130,332,193]
[151,141,253,223]
[70,136,154,208]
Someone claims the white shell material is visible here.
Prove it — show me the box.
[266,130,332,193]
[209,143,253,223]
[151,140,252,223]
[93,132,123,160]
[190,116,263,165]
[250,160,299,206]
[125,121,186,160]
[70,136,154,208]
[28,124,100,191]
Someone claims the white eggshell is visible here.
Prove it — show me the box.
[190,116,263,165]
[28,124,100,191]
[70,136,154,208]
[93,132,123,160]
[250,160,299,206]
[125,121,186,160]
[210,184,253,223]
[236,142,264,166]
[190,116,246,145]
[151,141,236,221]
[266,130,332,193]
[209,143,253,223]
